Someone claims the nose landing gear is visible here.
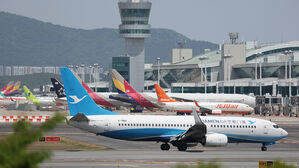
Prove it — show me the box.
[160,143,170,151]
[261,143,267,151]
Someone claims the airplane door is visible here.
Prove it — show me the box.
[263,124,269,135]
[104,120,110,132]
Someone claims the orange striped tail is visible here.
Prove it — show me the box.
[154,84,177,103]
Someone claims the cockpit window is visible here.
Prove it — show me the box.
[273,125,279,128]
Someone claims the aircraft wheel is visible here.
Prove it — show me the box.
[160,143,170,151]
[261,146,267,151]
[177,144,187,151]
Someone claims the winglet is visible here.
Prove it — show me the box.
[192,107,204,125]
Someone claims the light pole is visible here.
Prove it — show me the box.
[157,57,160,86]
[284,50,293,97]
[75,65,79,77]
[256,52,263,96]
[255,54,258,80]
[89,65,92,84]
[81,64,85,82]
[198,56,208,93]
[289,50,293,97]
[93,63,99,92]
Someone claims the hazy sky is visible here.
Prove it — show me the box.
[1,0,298,43]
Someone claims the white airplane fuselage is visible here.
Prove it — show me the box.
[36,97,55,105]
[159,102,254,114]
[144,93,256,107]
[68,115,287,144]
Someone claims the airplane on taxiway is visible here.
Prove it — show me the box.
[61,67,288,151]
[154,83,254,115]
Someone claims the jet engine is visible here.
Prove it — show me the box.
[203,133,228,147]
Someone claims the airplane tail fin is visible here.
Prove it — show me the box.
[4,81,21,96]
[110,69,136,94]
[23,85,40,105]
[51,78,66,98]
[0,92,6,98]
[0,81,14,92]
[60,67,118,116]
[12,81,21,91]
[154,83,177,103]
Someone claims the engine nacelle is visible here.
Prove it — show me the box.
[203,133,228,147]
[211,109,222,115]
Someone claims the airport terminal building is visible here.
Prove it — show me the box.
[146,40,299,98]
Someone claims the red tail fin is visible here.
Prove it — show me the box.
[154,84,177,103]
[194,100,200,108]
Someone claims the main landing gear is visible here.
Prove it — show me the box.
[261,143,267,151]
[177,144,187,151]
[160,143,188,151]
[160,143,170,151]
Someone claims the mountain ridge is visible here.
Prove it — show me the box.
[0,12,218,69]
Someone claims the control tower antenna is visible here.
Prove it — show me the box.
[229,32,239,44]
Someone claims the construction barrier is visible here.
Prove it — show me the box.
[0,115,50,123]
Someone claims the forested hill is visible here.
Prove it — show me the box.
[0,12,218,69]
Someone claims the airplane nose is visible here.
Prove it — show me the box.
[281,129,288,137]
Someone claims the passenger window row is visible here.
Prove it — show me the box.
[210,125,256,128]
[118,123,193,128]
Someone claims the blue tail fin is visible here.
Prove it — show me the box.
[60,67,119,116]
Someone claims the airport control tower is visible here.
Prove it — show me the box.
[118,0,151,92]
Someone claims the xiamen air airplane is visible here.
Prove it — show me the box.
[60,67,288,151]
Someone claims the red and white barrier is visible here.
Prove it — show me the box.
[0,115,51,123]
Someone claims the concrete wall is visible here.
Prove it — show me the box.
[171,49,192,64]
[222,44,246,81]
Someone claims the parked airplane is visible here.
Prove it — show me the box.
[110,69,255,112]
[154,84,254,115]
[23,86,55,106]
[61,67,287,151]
[51,78,66,99]
[0,91,26,106]
[0,81,14,93]
[110,69,159,111]
[144,92,256,107]
[3,81,21,96]
[51,77,130,108]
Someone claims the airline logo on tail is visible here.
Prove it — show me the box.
[23,85,41,106]
[0,81,14,93]
[60,67,119,116]
[4,81,21,96]
[154,83,177,103]
[69,95,87,104]
[110,69,157,108]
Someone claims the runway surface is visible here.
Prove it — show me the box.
[1,123,299,168]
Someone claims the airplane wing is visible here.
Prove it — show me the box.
[170,108,207,144]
